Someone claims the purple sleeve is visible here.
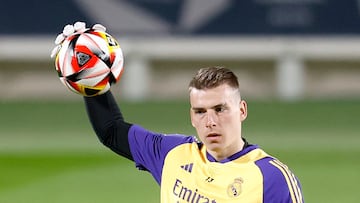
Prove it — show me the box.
[256,157,304,203]
[128,124,196,184]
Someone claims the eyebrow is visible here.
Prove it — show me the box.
[191,103,227,111]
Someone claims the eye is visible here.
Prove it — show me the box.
[214,105,228,113]
[215,107,224,113]
[194,109,206,114]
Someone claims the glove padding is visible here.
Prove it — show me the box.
[50,21,107,58]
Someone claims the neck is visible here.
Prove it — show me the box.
[208,138,245,162]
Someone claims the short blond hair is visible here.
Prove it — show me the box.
[189,66,239,88]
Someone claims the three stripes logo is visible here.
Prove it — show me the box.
[180,163,194,173]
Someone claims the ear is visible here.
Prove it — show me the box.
[190,108,196,127]
[240,100,248,121]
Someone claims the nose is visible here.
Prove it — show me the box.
[206,112,217,128]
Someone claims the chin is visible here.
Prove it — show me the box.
[205,142,223,151]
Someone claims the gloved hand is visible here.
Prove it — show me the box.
[50,21,107,58]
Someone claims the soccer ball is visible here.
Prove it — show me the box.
[54,28,124,96]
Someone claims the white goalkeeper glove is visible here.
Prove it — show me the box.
[50,21,107,58]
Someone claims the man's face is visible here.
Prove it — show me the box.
[189,84,247,160]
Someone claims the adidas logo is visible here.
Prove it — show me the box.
[180,163,194,173]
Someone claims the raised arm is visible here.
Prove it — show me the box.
[84,91,133,160]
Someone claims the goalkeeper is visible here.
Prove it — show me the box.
[54,23,304,203]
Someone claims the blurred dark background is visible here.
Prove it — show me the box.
[1,0,360,101]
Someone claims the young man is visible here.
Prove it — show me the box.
[84,66,304,202]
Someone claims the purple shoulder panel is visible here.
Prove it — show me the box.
[128,124,195,184]
[255,157,304,203]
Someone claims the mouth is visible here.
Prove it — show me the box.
[206,133,221,142]
[207,133,220,137]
